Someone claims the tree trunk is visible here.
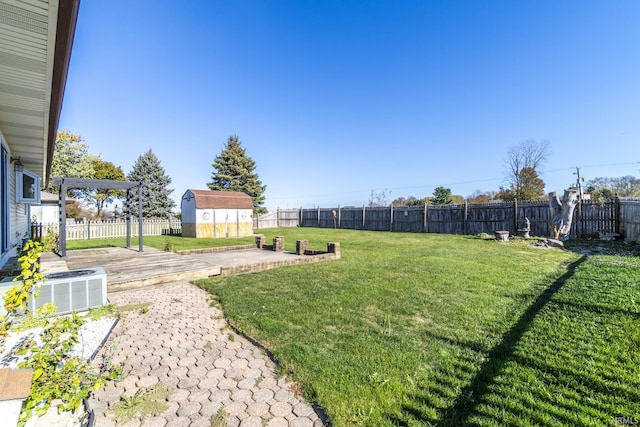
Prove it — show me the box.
[548,189,580,240]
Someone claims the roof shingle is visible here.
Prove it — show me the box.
[185,190,254,209]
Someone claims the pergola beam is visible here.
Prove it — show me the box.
[52,177,141,190]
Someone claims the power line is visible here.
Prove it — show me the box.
[267,160,640,205]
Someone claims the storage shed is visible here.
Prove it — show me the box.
[181,190,254,238]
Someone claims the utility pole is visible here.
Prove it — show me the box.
[574,167,584,199]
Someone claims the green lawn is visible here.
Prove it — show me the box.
[66,235,256,251]
[194,228,640,426]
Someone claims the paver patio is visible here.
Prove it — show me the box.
[89,281,323,426]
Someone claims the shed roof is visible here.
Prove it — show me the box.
[40,191,75,204]
[184,190,254,209]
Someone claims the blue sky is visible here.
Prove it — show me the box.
[58,0,640,211]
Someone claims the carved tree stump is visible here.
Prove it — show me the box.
[549,189,580,240]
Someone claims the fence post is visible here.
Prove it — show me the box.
[338,205,341,229]
[615,196,621,235]
[317,207,320,227]
[464,200,468,235]
[362,205,366,229]
[277,208,280,228]
[577,197,583,238]
[390,204,394,232]
[423,203,428,233]
[513,199,518,234]
[87,220,91,240]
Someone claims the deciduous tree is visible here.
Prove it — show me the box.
[367,189,390,207]
[77,159,126,217]
[586,175,640,200]
[467,190,496,204]
[47,130,97,192]
[497,167,545,201]
[504,139,550,200]
[128,150,176,217]
[208,136,266,214]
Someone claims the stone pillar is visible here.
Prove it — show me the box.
[296,240,308,255]
[273,236,285,252]
[255,235,265,249]
[327,242,340,257]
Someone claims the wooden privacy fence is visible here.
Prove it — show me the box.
[32,219,182,241]
[620,199,640,242]
[265,198,640,242]
[254,209,300,229]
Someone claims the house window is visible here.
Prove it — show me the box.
[1,145,8,254]
[16,169,41,204]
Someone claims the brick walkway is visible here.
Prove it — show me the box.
[89,282,323,426]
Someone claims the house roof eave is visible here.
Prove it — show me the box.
[45,0,81,185]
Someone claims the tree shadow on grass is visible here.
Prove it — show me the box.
[388,256,588,426]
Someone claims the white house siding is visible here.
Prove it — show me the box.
[30,204,58,224]
[0,135,30,269]
[31,192,63,224]
[0,136,9,268]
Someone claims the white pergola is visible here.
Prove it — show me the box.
[52,177,144,258]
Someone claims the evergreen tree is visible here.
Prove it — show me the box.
[128,150,176,218]
[208,136,266,214]
[432,186,453,204]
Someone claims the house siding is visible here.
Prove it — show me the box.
[0,136,30,269]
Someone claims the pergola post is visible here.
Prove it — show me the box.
[138,182,143,252]
[58,179,68,259]
[125,189,131,249]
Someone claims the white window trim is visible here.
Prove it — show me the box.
[16,169,41,204]
[1,142,8,255]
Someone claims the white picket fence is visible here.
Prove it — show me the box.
[32,219,182,240]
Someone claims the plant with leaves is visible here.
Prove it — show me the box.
[504,139,550,200]
[208,135,266,214]
[497,167,546,201]
[586,175,640,200]
[0,240,45,337]
[432,186,453,205]
[1,240,119,425]
[74,159,126,217]
[46,130,98,193]
[127,150,176,217]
